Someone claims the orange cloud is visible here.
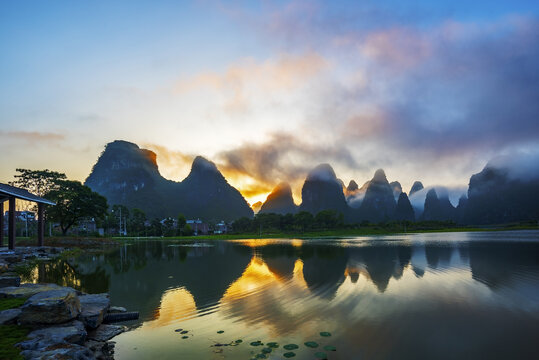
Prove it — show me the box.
[142,143,195,181]
[0,131,65,143]
[174,53,329,114]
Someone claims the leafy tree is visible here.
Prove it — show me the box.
[130,208,147,236]
[294,211,314,232]
[232,217,253,233]
[177,213,186,236]
[149,218,163,236]
[314,210,344,230]
[45,180,108,235]
[9,168,66,197]
[162,217,175,237]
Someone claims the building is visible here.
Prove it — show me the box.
[186,219,209,235]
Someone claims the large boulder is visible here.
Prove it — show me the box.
[0,274,21,288]
[19,288,81,325]
[0,283,64,299]
[18,320,87,351]
[20,343,94,360]
[79,293,110,329]
[0,308,21,325]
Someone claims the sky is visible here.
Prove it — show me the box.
[1,0,539,205]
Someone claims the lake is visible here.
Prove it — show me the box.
[24,231,539,359]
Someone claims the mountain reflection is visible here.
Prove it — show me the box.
[26,234,539,329]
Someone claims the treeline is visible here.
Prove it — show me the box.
[231,210,464,235]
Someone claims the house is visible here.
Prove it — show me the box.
[186,219,209,235]
[214,220,229,234]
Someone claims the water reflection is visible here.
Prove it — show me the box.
[25,231,539,359]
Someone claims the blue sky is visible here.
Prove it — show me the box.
[1,0,538,204]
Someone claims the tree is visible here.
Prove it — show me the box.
[9,169,66,197]
[130,208,147,236]
[314,210,343,230]
[177,213,186,236]
[294,211,314,232]
[46,180,108,235]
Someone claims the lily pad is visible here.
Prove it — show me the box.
[266,342,279,348]
[181,336,188,339]
[217,330,224,334]
[261,347,272,354]
[304,341,319,348]
[250,341,263,346]
[315,352,328,359]
[320,332,331,337]
[283,344,299,350]
[180,330,188,334]
[255,354,267,359]
[235,339,243,344]
[283,352,296,358]
[323,345,337,351]
[174,328,183,332]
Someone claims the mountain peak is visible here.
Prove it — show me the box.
[372,169,388,183]
[260,182,297,215]
[409,181,424,196]
[191,156,219,174]
[347,180,359,192]
[307,163,337,182]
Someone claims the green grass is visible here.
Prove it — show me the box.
[0,325,29,360]
[0,298,26,312]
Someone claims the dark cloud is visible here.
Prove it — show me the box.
[216,132,360,185]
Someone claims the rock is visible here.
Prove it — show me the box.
[19,288,81,325]
[21,343,95,360]
[0,308,22,324]
[84,340,115,360]
[88,324,125,342]
[0,274,21,288]
[0,283,64,299]
[108,306,126,313]
[2,255,22,264]
[79,293,110,329]
[18,320,87,351]
[0,261,8,272]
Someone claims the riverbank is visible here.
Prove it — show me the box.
[0,246,135,360]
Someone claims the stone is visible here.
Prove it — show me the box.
[19,288,81,325]
[79,293,110,329]
[0,274,21,288]
[18,320,87,350]
[88,324,125,342]
[107,306,126,313]
[0,308,22,324]
[21,343,95,360]
[0,283,64,298]
[84,340,115,360]
[0,260,8,272]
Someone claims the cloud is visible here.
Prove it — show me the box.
[174,53,328,115]
[142,143,195,181]
[0,131,65,143]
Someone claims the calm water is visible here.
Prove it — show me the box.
[26,231,539,359]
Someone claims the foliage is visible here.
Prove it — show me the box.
[0,325,29,360]
[46,180,108,235]
[9,168,66,197]
[176,213,186,236]
[130,208,147,235]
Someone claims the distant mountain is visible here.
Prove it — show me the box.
[409,181,424,196]
[346,180,370,208]
[421,188,456,221]
[85,141,253,221]
[359,169,396,222]
[461,163,539,224]
[299,164,350,216]
[394,192,415,222]
[177,156,254,221]
[259,182,298,215]
[390,181,402,200]
[347,180,358,193]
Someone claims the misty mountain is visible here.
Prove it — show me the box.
[409,181,424,196]
[461,162,539,224]
[390,181,402,200]
[421,188,456,221]
[299,164,350,216]
[259,182,298,215]
[359,169,396,222]
[394,192,415,222]
[85,140,253,221]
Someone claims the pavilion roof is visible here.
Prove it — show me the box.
[0,183,56,205]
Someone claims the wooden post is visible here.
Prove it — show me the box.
[38,203,44,247]
[0,201,4,247]
[8,196,15,250]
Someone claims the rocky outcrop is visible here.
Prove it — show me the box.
[421,189,456,221]
[79,293,110,329]
[259,182,298,215]
[389,181,402,200]
[19,288,81,325]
